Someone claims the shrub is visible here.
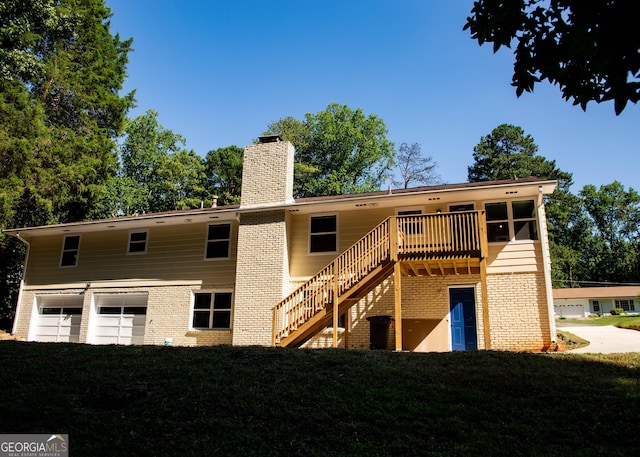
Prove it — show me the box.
[610,308,624,316]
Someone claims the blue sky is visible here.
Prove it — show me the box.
[106,0,639,192]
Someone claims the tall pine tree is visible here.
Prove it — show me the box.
[0,0,134,328]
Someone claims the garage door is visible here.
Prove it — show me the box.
[92,294,147,345]
[33,295,83,343]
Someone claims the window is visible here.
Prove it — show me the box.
[397,208,423,235]
[512,200,538,241]
[192,292,232,329]
[615,299,635,312]
[310,215,337,253]
[205,223,231,259]
[592,300,600,313]
[485,202,510,242]
[485,200,538,242]
[449,203,475,212]
[128,230,148,254]
[60,235,80,267]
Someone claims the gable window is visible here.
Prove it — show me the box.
[485,200,538,243]
[127,230,148,254]
[310,214,337,253]
[60,235,80,267]
[192,292,232,329]
[205,223,231,259]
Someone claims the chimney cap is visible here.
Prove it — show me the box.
[258,135,282,144]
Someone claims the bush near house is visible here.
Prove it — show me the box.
[0,342,638,456]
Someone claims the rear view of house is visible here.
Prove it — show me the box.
[6,137,557,351]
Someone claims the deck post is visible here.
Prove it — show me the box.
[389,216,399,261]
[332,259,339,348]
[479,210,491,349]
[393,261,403,351]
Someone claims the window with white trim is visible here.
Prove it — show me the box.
[192,292,233,329]
[485,200,538,243]
[615,299,635,312]
[127,230,148,254]
[60,235,80,267]
[309,214,337,253]
[592,300,600,313]
[205,223,231,259]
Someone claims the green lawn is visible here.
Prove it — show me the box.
[1,342,638,456]
[559,314,640,330]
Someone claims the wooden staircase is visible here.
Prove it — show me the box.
[272,211,486,347]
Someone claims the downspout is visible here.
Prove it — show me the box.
[537,188,556,346]
[12,233,31,336]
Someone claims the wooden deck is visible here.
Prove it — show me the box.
[272,211,489,348]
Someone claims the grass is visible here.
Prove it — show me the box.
[556,330,590,351]
[559,314,640,331]
[1,342,639,457]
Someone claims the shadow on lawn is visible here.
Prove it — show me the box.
[0,342,638,456]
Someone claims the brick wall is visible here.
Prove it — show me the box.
[17,284,234,346]
[486,272,552,351]
[233,210,290,346]
[297,271,550,351]
[240,139,294,207]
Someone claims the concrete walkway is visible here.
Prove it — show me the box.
[557,323,640,353]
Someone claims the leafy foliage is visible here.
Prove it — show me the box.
[204,146,244,206]
[265,102,395,198]
[0,0,133,325]
[392,142,441,189]
[577,182,640,285]
[98,110,209,217]
[465,0,640,114]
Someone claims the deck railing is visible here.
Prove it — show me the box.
[272,211,483,345]
[398,211,481,256]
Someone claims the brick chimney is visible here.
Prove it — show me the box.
[233,136,294,346]
[240,135,294,208]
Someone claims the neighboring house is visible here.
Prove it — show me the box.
[5,137,558,351]
[554,286,640,318]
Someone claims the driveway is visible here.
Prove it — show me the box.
[556,323,640,353]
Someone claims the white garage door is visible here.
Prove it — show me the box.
[92,294,147,345]
[33,295,83,343]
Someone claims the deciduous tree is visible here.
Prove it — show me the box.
[204,146,244,206]
[465,0,640,114]
[265,102,395,197]
[392,142,441,189]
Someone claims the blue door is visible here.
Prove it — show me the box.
[449,288,478,351]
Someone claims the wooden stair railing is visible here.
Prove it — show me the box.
[272,218,392,346]
[272,211,483,347]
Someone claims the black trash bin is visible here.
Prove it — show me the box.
[367,315,394,350]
